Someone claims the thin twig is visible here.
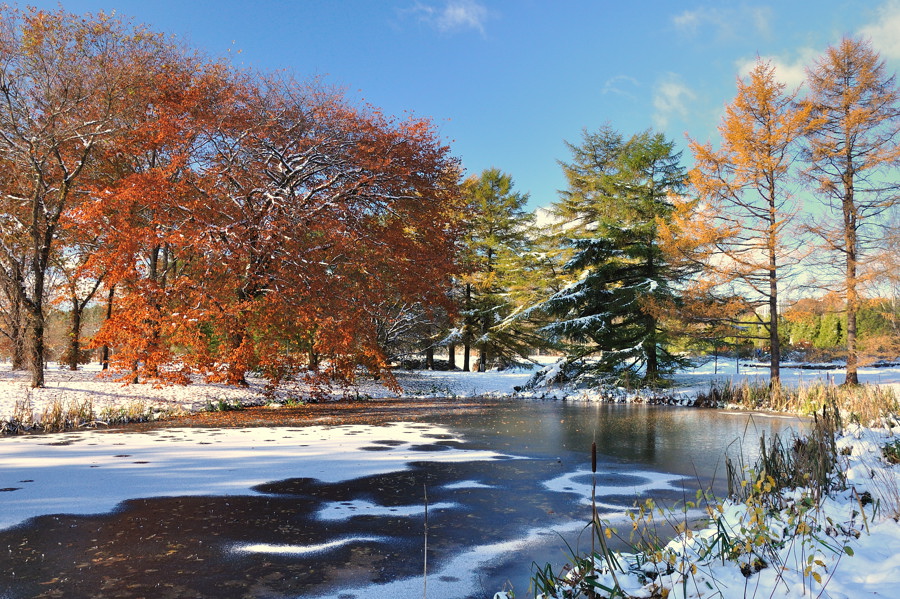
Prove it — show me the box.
[423,483,428,599]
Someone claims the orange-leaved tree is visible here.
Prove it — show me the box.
[182,78,464,389]
[803,37,900,385]
[76,38,238,384]
[0,7,184,387]
[87,73,465,391]
[688,58,810,383]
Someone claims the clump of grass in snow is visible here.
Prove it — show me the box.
[528,404,863,599]
[38,398,95,432]
[0,396,35,433]
[2,397,171,434]
[882,439,900,465]
[205,397,244,412]
[98,401,164,425]
[727,401,844,504]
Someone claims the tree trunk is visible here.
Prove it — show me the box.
[100,285,115,370]
[463,283,472,372]
[644,243,658,382]
[845,279,859,384]
[9,291,27,370]
[769,244,781,385]
[27,305,45,388]
[843,174,859,385]
[27,228,47,388]
[11,327,26,370]
[424,324,434,370]
[2,262,29,370]
[66,293,82,370]
[769,296,780,385]
[161,243,170,288]
[448,343,456,369]
[478,314,489,372]
[644,315,658,382]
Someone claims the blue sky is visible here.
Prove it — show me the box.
[26,0,900,210]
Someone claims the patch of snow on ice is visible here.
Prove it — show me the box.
[543,467,688,507]
[0,422,511,531]
[442,479,494,490]
[312,519,588,599]
[316,499,457,521]
[231,536,386,556]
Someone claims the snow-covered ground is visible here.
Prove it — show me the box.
[0,359,898,598]
[0,362,545,424]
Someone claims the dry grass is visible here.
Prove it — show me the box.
[871,466,900,521]
[727,401,844,503]
[1,396,169,434]
[38,398,94,432]
[696,380,899,425]
[0,396,35,433]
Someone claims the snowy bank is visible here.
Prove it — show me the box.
[515,419,900,599]
[3,359,900,428]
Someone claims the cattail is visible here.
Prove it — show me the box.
[591,441,597,473]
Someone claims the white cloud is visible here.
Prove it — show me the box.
[410,0,490,35]
[653,74,697,130]
[735,48,818,90]
[737,0,900,94]
[859,0,900,59]
[672,9,702,34]
[673,6,772,40]
[601,75,640,99]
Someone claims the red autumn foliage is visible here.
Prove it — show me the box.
[76,65,464,390]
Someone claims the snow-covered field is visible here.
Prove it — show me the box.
[0,362,544,424]
[672,357,900,397]
[0,359,898,598]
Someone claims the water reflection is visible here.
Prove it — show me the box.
[431,403,806,493]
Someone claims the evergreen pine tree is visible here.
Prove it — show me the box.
[537,127,688,385]
[459,168,539,370]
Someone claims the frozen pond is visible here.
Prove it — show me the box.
[0,401,807,598]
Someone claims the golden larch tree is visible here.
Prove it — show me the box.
[803,37,900,385]
[688,59,810,383]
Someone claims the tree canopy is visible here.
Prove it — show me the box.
[0,7,465,389]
